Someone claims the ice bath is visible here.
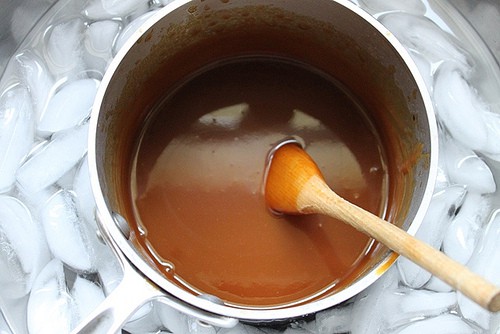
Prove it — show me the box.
[0,0,499,333]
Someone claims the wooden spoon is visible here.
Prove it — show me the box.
[264,141,500,312]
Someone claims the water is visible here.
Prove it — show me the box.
[0,0,499,333]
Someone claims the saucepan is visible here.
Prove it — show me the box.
[77,0,438,332]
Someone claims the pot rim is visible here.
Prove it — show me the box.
[88,0,438,322]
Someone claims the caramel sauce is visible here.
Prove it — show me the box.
[129,57,389,307]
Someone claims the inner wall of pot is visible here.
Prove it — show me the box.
[95,0,430,304]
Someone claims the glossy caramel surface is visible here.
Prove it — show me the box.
[129,58,389,306]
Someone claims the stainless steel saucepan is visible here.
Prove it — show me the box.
[77,0,438,332]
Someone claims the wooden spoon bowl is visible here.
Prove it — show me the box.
[264,141,500,312]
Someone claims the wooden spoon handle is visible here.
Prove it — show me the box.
[299,175,500,312]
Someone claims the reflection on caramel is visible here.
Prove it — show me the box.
[129,57,389,307]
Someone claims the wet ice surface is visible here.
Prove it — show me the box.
[26,259,76,334]
[0,85,35,193]
[0,196,50,300]
[40,189,97,272]
[458,211,500,331]
[38,78,99,136]
[397,185,467,288]
[16,122,89,195]
[1,0,500,333]
[84,20,121,73]
[14,51,54,121]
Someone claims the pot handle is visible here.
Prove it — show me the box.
[71,259,161,334]
[71,218,238,333]
[72,259,237,333]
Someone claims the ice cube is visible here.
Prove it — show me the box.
[84,0,150,20]
[57,165,79,190]
[15,184,58,220]
[397,185,466,288]
[315,302,353,334]
[284,320,316,334]
[0,310,12,333]
[481,111,500,161]
[15,50,54,120]
[409,51,434,94]
[71,276,105,323]
[27,259,78,334]
[86,21,121,55]
[379,13,472,70]
[40,189,99,272]
[386,289,457,329]
[0,196,50,299]
[38,78,99,136]
[73,156,97,227]
[44,18,86,78]
[442,193,491,264]
[352,277,460,334]
[359,0,426,16]
[458,210,500,331]
[350,266,399,334]
[440,135,496,194]
[355,285,457,332]
[156,302,189,334]
[425,275,453,293]
[0,84,35,193]
[435,152,450,191]
[113,10,159,55]
[434,64,500,158]
[95,250,123,295]
[396,314,477,334]
[491,317,500,334]
[84,20,121,74]
[16,122,89,195]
